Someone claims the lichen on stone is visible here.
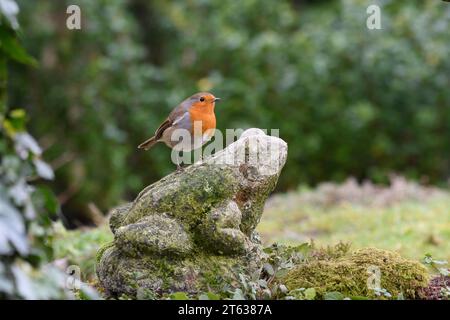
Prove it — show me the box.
[96,241,115,264]
[115,214,193,257]
[109,203,132,234]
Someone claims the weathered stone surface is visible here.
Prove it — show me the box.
[96,128,287,297]
[115,214,193,257]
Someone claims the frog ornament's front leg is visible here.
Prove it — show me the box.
[195,201,254,255]
[114,213,193,257]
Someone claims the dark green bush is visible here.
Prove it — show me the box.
[10,0,450,220]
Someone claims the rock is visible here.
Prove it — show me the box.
[96,128,287,297]
[281,247,429,299]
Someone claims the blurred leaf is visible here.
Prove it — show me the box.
[33,158,54,180]
[0,28,37,66]
[8,178,31,205]
[438,268,449,276]
[0,195,28,255]
[3,109,27,134]
[78,283,102,300]
[14,132,41,159]
[11,265,36,299]
[0,274,14,294]
[0,0,20,29]
[33,185,59,216]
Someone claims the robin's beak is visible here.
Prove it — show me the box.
[214,97,221,103]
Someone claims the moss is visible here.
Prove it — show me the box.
[282,247,429,299]
[122,164,240,230]
[311,242,352,260]
[96,241,115,264]
[192,200,252,255]
[236,169,279,235]
[109,203,133,234]
[97,245,257,297]
[115,214,193,257]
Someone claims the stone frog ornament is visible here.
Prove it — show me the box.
[96,128,288,297]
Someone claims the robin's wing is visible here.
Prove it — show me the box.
[168,100,190,122]
[154,110,190,140]
[154,118,172,140]
[154,100,191,140]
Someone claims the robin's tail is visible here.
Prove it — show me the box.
[138,136,158,150]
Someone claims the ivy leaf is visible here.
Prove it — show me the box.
[0,196,29,255]
[278,284,288,294]
[24,200,36,220]
[198,291,220,300]
[14,132,42,159]
[11,265,36,299]
[263,263,274,276]
[8,178,32,206]
[0,155,20,181]
[257,279,268,288]
[0,28,37,66]
[0,271,14,294]
[33,186,59,217]
[169,292,189,300]
[3,109,27,134]
[0,0,19,29]
[396,293,405,300]
[438,268,450,276]
[323,291,345,300]
[232,288,245,300]
[423,254,433,265]
[304,288,316,300]
[275,268,289,278]
[33,158,54,180]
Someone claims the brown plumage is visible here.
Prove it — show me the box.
[137,119,171,150]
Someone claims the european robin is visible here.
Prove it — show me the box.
[138,92,220,168]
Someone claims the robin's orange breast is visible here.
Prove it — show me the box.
[188,109,216,136]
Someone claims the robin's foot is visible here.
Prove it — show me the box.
[176,163,185,172]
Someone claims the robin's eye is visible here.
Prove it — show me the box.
[199,97,205,102]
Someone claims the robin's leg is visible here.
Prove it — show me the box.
[175,153,184,172]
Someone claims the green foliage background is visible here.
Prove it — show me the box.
[10,0,450,222]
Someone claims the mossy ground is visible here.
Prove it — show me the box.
[281,247,429,299]
[53,222,113,281]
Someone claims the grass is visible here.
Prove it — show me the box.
[53,222,113,281]
[258,180,450,263]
